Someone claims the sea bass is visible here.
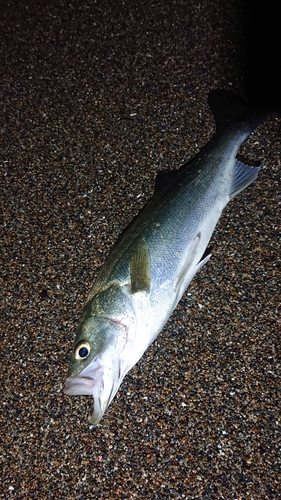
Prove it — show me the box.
[64,90,266,425]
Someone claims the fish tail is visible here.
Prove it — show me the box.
[208,89,267,135]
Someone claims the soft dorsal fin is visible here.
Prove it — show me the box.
[154,169,177,191]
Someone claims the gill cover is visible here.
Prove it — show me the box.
[66,282,136,378]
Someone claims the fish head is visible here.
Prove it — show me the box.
[64,283,137,425]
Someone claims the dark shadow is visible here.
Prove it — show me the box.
[244,1,281,113]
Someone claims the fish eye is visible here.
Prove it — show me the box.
[74,341,91,360]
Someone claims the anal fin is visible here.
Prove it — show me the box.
[230,160,260,199]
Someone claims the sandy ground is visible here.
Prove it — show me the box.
[1,1,280,498]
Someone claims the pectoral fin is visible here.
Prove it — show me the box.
[130,237,151,294]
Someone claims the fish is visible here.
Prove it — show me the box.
[64,89,266,425]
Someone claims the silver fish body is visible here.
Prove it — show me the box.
[64,90,265,425]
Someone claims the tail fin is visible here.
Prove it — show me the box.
[208,89,267,135]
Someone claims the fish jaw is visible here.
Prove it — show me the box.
[64,352,122,425]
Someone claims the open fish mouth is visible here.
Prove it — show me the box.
[64,360,102,396]
[64,376,95,396]
[64,357,119,425]
[64,375,106,425]
[64,379,102,425]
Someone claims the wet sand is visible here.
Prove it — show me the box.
[1,1,280,498]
